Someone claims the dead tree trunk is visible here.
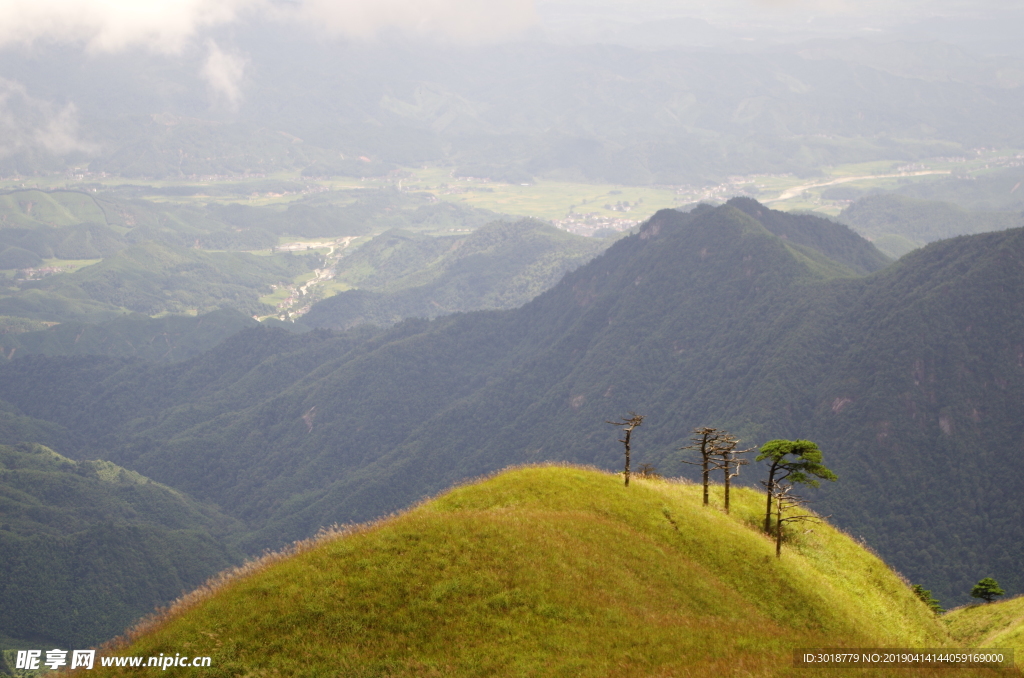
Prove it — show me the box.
[681,427,726,506]
[721,447,750,514]
[775,493,785,557]
[711,441,751,514]
[761,461,789,534]
[683,428,748,510]
[607,412,644,487]
[771,484,821,558]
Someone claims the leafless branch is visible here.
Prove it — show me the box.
[607,412,644,486]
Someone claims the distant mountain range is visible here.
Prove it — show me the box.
[302,219,607,330]
[0,186,512,333]
[2,198,1019,628]
[3,36,1023,183]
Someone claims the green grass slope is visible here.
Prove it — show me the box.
[85,466,971,678]
[946,596,1024,669]
[0,443,242,648]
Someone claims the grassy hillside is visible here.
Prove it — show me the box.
[87,466,966,677]
[0,443,242,648]
[946,595,1024,670]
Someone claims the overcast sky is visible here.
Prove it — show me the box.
[0,0,1018,137]
[0,0,1020,54]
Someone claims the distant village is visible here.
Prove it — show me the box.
[14,266,69,281]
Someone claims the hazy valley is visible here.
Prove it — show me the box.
[1,3,1023,674]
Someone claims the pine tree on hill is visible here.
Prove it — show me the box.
[756,439,837,534]
[970,578,1005,604]
[911,584,944,615]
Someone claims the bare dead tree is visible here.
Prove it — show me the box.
[710,440,753,514]
[769,483,823,558]
[681,427,722,506]
[680,427,739,507]
[607,412,644,487]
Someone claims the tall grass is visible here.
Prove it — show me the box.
[82,465,1005,677]
[945,594,1024,668]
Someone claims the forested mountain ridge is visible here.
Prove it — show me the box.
[0,198,1019,608]
[301,219,608,329]
[800,226,1024,599]
[725,197,892,274]
[0,443,242,647]
[838,193,1024,258]
[0,186,507,331]
[0,308,259,362]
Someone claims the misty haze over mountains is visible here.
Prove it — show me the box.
[1,0,1023,660]
[1,0,1023,183]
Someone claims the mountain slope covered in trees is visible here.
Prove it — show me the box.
[0,308,259,363]
[838,193,1023,258]
[0,443,242,647]
[0,187,506,330]
[302,220,607,329]
[0,199,1019,609]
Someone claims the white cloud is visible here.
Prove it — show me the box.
[0,0,257,54]
[0,79,97,157]
[0,0,1015,55]
[201,40,247,110]
[0,0,539,53]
